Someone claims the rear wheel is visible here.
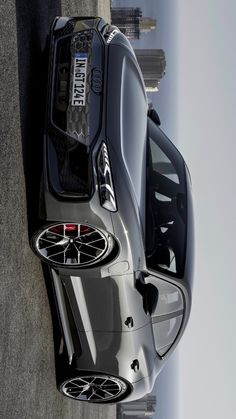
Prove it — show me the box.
[31,222,114,267]
[59,372,131,403]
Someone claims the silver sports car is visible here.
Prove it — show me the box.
[31,16,194,403]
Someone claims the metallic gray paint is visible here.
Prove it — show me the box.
[54,270,158,398]
[31,16,194,403]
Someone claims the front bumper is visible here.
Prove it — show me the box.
[40,17,146,276]
[46,17,106,200]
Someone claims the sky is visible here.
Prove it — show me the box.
[113,0,178,140]
[112,1,236,419]
[176,1,236,419]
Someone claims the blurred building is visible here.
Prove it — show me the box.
[135,49,166,92]
[111,7,142,39]
[111,7,156,40]
[140,18,156,33]
[117,395,156,419]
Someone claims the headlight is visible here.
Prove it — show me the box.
[101,24,120,44]
[97,142,117,212]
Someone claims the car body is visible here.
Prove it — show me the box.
[31,16,194,403]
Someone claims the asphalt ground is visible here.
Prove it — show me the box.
[0,1,114,418]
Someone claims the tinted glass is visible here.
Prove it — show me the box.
[146,274,184,357]
[152,280,184,316]
[146,275,184,316]
[152,315,183,356]
[146,122,187,278]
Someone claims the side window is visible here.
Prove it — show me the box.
[145,275,184,357]
[152,316,183,356]
[153,280,183,316]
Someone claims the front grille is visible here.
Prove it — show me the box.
[52,31,94,144]
[48,128,92,198]
[53,36,72,131]
[66,31,93,143]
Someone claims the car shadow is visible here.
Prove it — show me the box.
[15,0,61,235]
[15,0,63,382]
[42,263,64,367]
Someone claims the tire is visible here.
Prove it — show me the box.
[58,371,132,403]
[31,222,114,268]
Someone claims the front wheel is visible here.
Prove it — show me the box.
[59,372,132,403]
[31,222,115,267]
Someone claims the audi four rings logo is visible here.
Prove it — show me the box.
[107,29,119,44]
[91,68,103,94]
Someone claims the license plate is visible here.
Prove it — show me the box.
[71,52,88,106]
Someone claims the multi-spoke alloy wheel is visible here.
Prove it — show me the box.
[32,223,113,266]
[60,375,128,402]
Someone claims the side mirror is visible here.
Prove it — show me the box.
[148,108,161,126]
[143,283,159,315]
[136,274,159,316]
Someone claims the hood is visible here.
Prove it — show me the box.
[106,43,148,214]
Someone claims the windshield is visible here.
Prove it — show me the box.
[146,120,187,278]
